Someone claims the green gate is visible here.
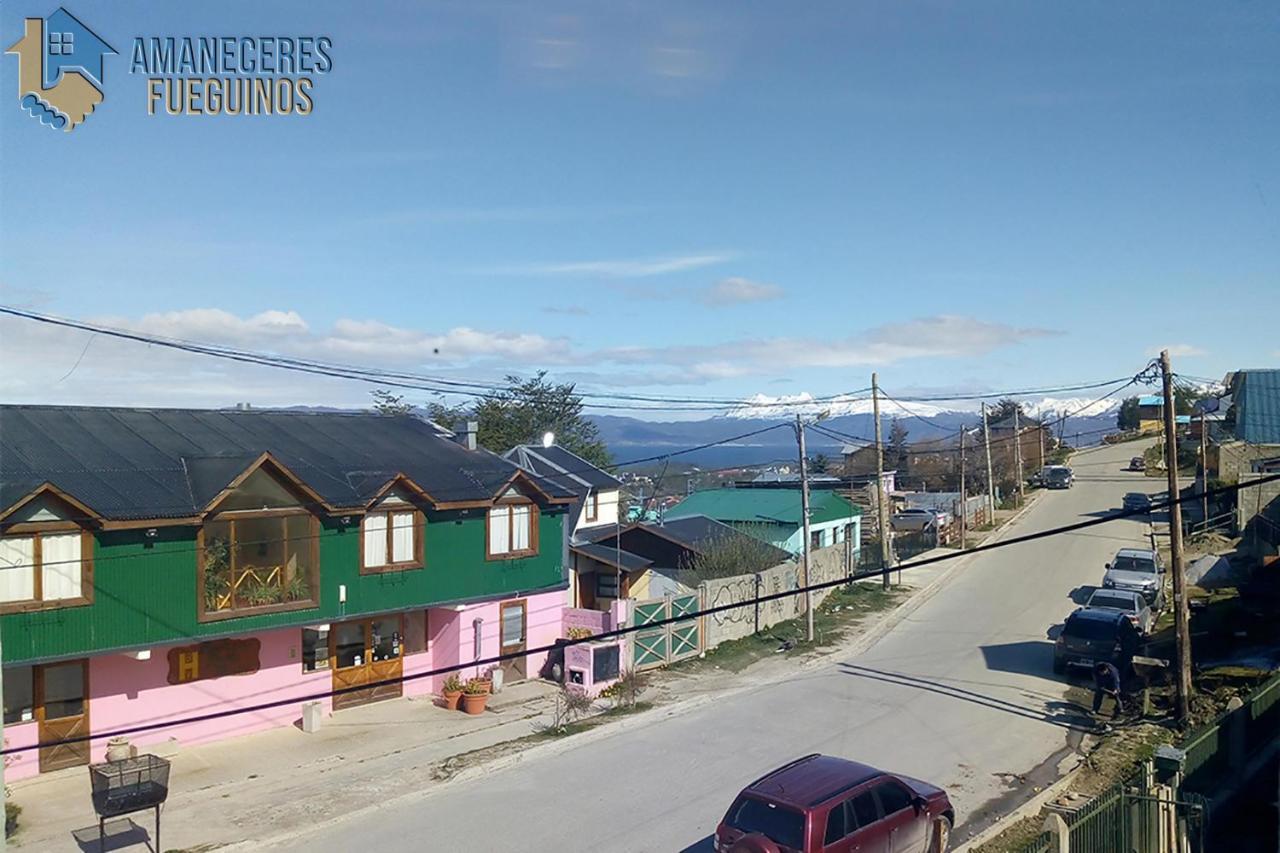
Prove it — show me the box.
[631,593,702,670]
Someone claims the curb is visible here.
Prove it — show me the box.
[952,764,1083,853]
[248,496,1047,852]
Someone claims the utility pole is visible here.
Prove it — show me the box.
[982,402,996,519]
[1038,417,1046,472]
[872,373,893,589]
[1161,349,1193,726]
[1013,407,1025,506]
[795,414,815,643]
[1199,410,1209,526]
[958,428,967,550]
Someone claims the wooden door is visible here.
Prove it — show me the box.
[366,615,404,704]
[330,620,372,711]
[330,617,404,711]
[499,600,527,682]
[37,660,89,773]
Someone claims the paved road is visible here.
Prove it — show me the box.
[280,441,1159,852]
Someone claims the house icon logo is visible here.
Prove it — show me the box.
[6,7,115,132]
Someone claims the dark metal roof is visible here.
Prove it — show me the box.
[747,755,883,808]
[504,444,622,493]
[0,405,576,520]
[645,516,792,562]
[570,542,653,572]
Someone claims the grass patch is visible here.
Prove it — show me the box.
[676,582,906,675]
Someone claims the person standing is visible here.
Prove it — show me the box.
[1092,661,1126,718]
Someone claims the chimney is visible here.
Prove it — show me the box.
[457,420,478,451]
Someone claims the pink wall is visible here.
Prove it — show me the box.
[88,628,332,766]
[4,709,42,781]
[426,590,564,689]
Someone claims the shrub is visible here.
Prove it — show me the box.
[463,678,488,696]
[442,674,463,693]
[566,626,594,640]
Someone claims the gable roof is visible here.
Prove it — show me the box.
[504,444,621,494]
[1138,395,1165,407]
[0,405,576,521]
[1233,369,1280,445]
[573,514,791,571]
[665,488,860,527]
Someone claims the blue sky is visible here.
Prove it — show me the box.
[1,1,1277,415]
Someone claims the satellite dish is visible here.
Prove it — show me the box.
[542,431,555,448]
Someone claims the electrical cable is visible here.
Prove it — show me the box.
[6,469,1279,757]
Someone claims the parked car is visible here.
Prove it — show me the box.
[1053,608,1142,674]
[1103,547,1165,607]
[715,754,954,853]
[1043,466,1074,489]
[1084,588,1154,635]
[1128,457,1146,472]
[1121,492,1152,513]
[891,508,938,533]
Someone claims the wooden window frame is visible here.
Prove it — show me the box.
[499,599,528,649]
[0,523,94,615]
[595,570,620,600]
[485,499,540,561]
[196,509,320,623]
[583,491,599,523]
[359,508,426,575]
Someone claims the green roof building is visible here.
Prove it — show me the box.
[665,488,861,556]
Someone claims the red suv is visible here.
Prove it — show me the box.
[715,754,954,853]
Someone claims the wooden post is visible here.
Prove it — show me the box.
[1160,349,1193,725]
[959,429,967,550]
[1200,410,1209,526]
[873,373,893,588]
[982,402,996,515]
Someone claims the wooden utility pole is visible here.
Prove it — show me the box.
[1160,349,1193,725]
[1013,407,1025,506]
[795,414,815,643]
[872,373,893,589]
[982,402,996,518]
[1199,410,1209,525]
[1038,417,1046,472]
[958,428,967,550]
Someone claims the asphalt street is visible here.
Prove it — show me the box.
[278,440,1161,852]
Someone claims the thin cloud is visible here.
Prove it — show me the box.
[1146,344,1206,358]
[542,305,591,316]
[700,277,783,305]
[475,251,737,278]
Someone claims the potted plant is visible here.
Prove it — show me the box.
[441,674,464,711]
[460,679,489,715]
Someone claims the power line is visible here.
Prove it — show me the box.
[7,469,1278,758]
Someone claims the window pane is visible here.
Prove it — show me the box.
[489,507,510,554]
[370,618,402,662]
[824,800,847,844]
[850,791,879,829]
[596,572,619,598]
[501,605,524,647]
[217,468,301,511]
[363,513,388,567]
[333,622,365,668]
[3,666,34,724]
[42,661,85,720]
[875,782,913,816]
[233,515,287,608]
[301,628,329,672]
[0,537,35,603]
[512,505,530,551]
[203,521,233,612]
[283,514,313,601]
[40,533,82,600]
[391,512,415,563]
[727,797,805,850]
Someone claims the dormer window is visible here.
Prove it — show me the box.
[486,492,538,560]
[584,491,599,523]
[361,492,424,574]
[198,465,319,621]
[0,527,92,611]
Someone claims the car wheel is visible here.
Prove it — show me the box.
[927,816,951,852]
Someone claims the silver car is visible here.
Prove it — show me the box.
[1085,588,1154,635]
[890,508,937,532]
[1102,547,1165,608]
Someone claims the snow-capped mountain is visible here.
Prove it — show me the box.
[726,392,1124,420]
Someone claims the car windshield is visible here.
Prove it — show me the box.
[1112,556,1156,574]
[728,797,805,850]
[1089,594,1136,612]
[1065,617,1118,641]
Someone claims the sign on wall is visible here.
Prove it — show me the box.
[167,638,261,684]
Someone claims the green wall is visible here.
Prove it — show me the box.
[1,509,566,663]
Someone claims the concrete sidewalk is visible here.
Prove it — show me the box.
[9,512,1036,852]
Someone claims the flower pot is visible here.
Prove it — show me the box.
[442,690,463,711]
[461,692,488,715]
[473,678,492,694]
[105,737,134,762]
